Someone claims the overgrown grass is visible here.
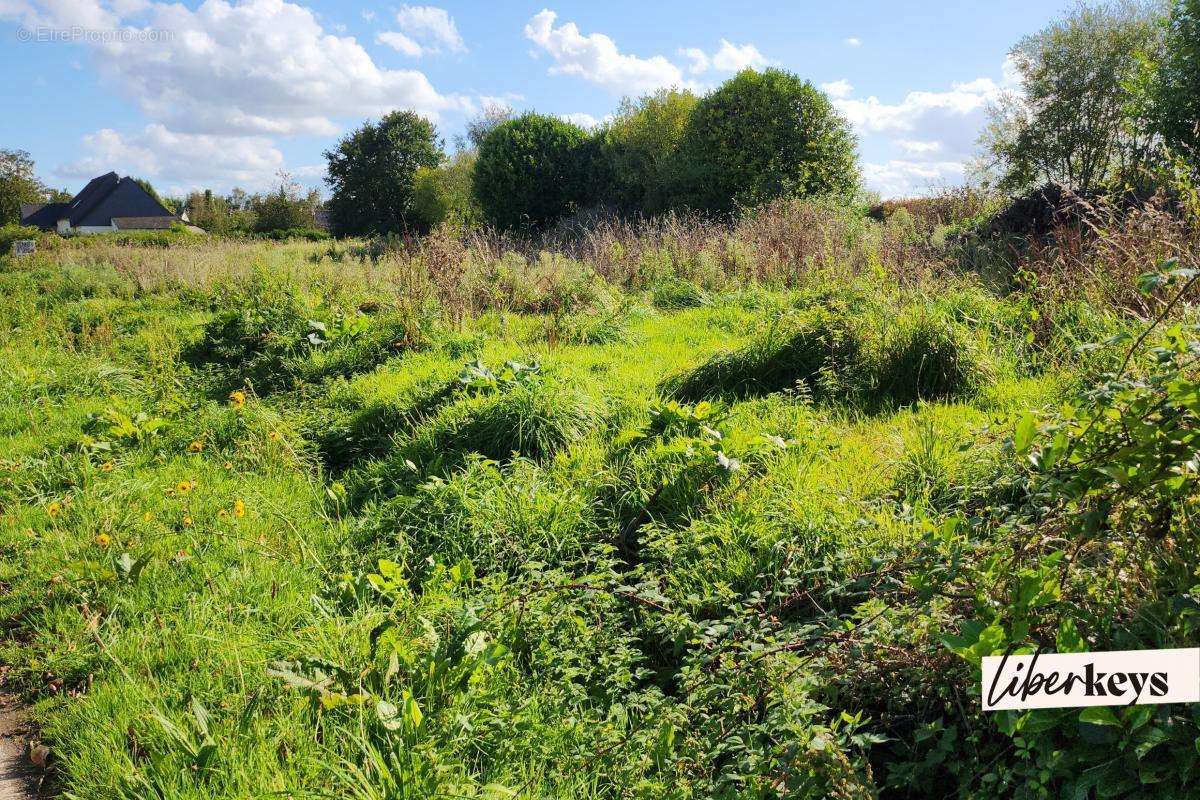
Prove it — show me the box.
[0,220,1181,799]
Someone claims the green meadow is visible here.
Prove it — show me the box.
[0,226,1197,798]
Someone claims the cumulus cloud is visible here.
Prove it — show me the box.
[524,9,684,95]
[820,79,853,99]
[559,112,604,129]
[1,0,475,191]
[844,37,861,47]
[55,124,292,193]
[377,30,423,57]
[833,61,1016,197]
[679,46,709,75]
[679,39,768,76]
[378,5,466,57]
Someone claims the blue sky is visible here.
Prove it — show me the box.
[0,0,1076,199]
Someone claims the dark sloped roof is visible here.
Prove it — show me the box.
[20,202,69,230]
[66,172,121,226]
[112,216,179,230]
[20,173,176,231]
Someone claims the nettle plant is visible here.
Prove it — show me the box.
[938,262,1200,797]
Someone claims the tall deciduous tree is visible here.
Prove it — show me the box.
[0,149,47,226]
[324,111,443,236]
[982,1,1165,195]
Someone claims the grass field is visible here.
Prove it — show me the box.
[1,227,1196,798]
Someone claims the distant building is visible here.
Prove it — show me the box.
[21,172,183,234]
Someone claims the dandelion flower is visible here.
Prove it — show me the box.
[183,516,193,527]
[176,481,192,495]
[101,461,114,473]
[189,440,204,453]
[229,390,246,408]
[233,499,246,519]
[47,501,61,519]
[143,512,153,522]
[94,533,111,547]
[268,431,280,442]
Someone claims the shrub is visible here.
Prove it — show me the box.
[412,151,482,231]
[651,277,709,309]
[673,69,859,214]
[472,113,591,229]
[0,224,41,254]
[593,89,698,215]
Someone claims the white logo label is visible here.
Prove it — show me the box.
[982,648,1200,711]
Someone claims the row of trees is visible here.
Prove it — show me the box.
[322,68,859,235]
[982,0,1199,195]
[182,175,322,235]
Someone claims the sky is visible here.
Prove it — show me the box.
[0,0,1078,200]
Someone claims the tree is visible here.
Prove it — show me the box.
[472,113,591,229]
[133,177,175,212]
[458,103,515,151]
[324,110,443,236]
[412,151,482,231]
[0,149,47,225]
[594,88,698,215]
[1152,0,1200,158]
[672,69,858,214]
[253,172,317,233]
[981,1,1165,195]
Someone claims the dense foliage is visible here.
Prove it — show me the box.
[412,151,482,231]
[673,69,859,213]
[472,113,592,229]
[325,110,444,236]
[1152,0,1200,159]
[0,149,49,226]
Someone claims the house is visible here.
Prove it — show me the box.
[21,172,183,235]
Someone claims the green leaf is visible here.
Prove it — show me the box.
[1079,706,1121,727]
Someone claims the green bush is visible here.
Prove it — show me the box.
[472,113,591,229]
[0,224,40,254]
[412,151,482,231]
[871,312,989,405]
[593,89,698,215]
[673,69,859,214]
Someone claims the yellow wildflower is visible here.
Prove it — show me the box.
[189,440,204,453]
[182,516,193,527]
[229,390,246,408]
[218,509,228,519]
[176,481,192,495]
[143,512,153,522]
[268,431,280,442]
[94,533,111,547]
[223,461,233,470]
[101,461,114,473]
[233,499,246,519]
[47,501,61,519]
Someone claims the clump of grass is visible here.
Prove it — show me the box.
[651,277,710,309]
[871,311,990,405]
[663,309,860,401]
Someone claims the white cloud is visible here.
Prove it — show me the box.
[832,61,1014,197]
[56,124,289,193]
[679,46,709,75]
[897,139,942,155]
[679,39,769,76]
[844,37,861,47]
[377,30,423,57]
[710,39,768,72]
[559,112,611,130]
[861,160,965,198]
[1,0,475,191]
[393,5,465,53]
[524,9,684,95]
[820,79,853,99]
